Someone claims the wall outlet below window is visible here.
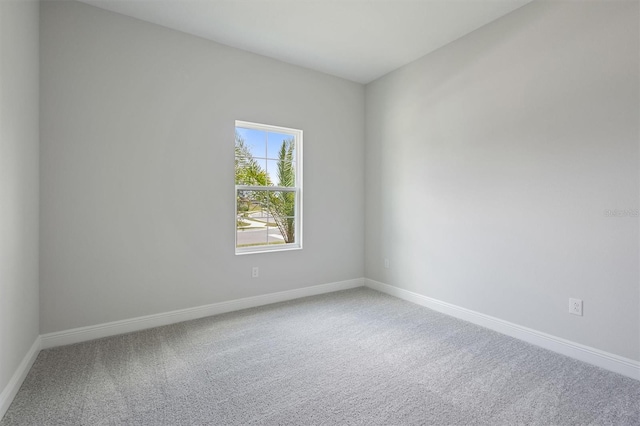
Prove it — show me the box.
[569,298,583,316]
[252,267,259,278]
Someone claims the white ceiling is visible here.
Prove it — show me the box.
[77,0,534,84]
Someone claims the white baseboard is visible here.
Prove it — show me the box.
[365,278,640,381]
[41,278,364,349]
[0,336,41,420]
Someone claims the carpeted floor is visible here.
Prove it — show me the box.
[2,287,639,425]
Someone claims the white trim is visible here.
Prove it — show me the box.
[237,185,297,192]
[235,120,302,137]
[41,278,364,349]
[0,336,41,420]
[365,278,640,381]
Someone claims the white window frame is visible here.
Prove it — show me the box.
[235,120,303,255]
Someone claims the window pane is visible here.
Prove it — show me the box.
[235,126,270,185]
[237,227,268,248]
[237,188,296,247]
[268,190,296,243]
[237,190,267,248]
[237,190,251,218]
[237,190,264,219]
[266,159,295,187]
[237,127,267,158]
[266,226,285,245]
[265,159,278,186]
[267,132,294,160]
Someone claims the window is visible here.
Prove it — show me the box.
[235,121,302,254]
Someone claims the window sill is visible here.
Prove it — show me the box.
[235,244,302,255]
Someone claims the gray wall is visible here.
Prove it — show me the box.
[365,0,639,361]
[40,1,365,333]
[0,0,40,392]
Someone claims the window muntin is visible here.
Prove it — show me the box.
[235,121,302,254]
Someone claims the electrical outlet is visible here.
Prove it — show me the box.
[569,298,583,316]
[252,267,259,278]
[384,258,390,269]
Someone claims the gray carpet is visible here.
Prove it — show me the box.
[2,288,640,425]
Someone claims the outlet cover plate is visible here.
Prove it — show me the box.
[569,298,583,316]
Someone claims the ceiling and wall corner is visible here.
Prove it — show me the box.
[76,0,535,84]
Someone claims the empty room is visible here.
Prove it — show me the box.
[1,0,639,424]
